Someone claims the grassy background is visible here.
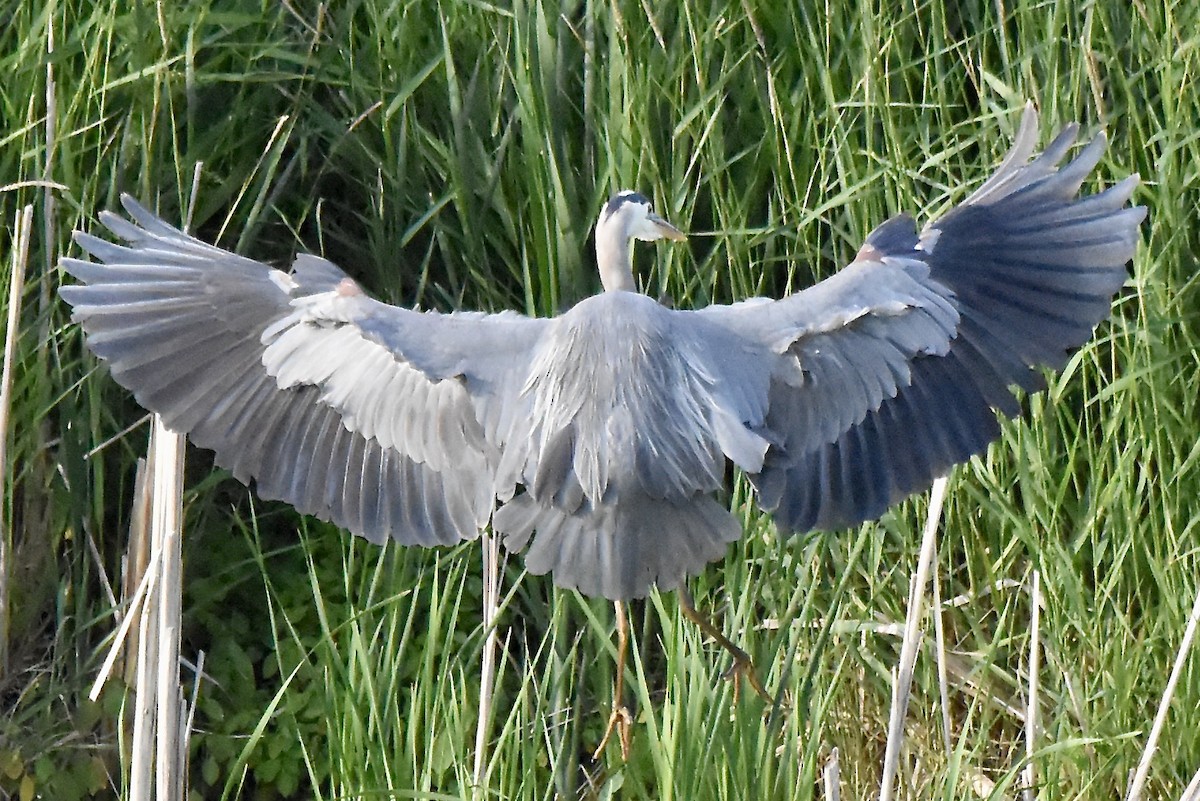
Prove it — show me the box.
[2,0,1196,798]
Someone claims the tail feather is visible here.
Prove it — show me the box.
[494,491,741,600]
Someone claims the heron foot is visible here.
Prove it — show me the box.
[593,702,633,761]
[678,586,773,704]
[718,645,772,704]
[593,601,633,760]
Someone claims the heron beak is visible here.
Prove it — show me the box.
[649,213,687,242]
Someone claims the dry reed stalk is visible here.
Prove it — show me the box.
[931,555,952,757]
[151,417,185,799]
[123,459,153,688]
[473,531,502,796]
[1178,763,1200,801]
[823,746,840,801]
[879,475,949,801]
[128,435,159,801]
[129,582,158,801]
[1126,582,1200,801]
[1022,569,1042,801]
[120,418,186,801]
[0,204,34,675]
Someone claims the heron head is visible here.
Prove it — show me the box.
[595,191,686,292]
[599,191,687,243]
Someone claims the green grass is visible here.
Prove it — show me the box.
[2,0,1197,798]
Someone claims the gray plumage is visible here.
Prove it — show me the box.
[60,106,1144,600]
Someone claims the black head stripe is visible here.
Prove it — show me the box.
[604,191,651,219]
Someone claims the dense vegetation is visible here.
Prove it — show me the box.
[1,0,1196,798]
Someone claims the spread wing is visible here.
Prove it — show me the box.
[60,197,547,546]
[60,105,1144,602]
[698,104,1145,532]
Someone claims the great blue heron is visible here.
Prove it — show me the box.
[60,105,1143,754]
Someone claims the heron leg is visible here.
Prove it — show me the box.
[593,601,633,760]
[678,586,771,703]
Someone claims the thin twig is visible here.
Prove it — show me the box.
[879,475,949,801]
[89,462,159,702]
[84,522,119,612]
[85,412,152,459]
[182,648,206,789]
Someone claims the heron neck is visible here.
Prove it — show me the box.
[596,230,635,292]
